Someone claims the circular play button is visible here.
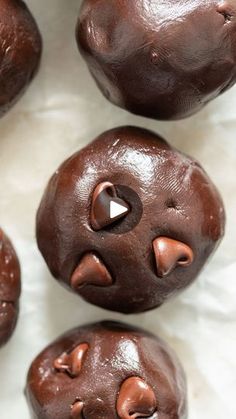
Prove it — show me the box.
[90,182,143,234]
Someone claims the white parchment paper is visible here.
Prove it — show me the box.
[0,1,235,418]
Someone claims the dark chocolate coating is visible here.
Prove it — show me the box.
[0,0,42,117]
[77,0,236,120]
[26,321,187,419]
[36,126,225,313]
[0,228,21,347]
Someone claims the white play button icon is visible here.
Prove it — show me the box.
[110,200,129,219]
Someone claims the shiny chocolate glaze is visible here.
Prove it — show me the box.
[77,0,236,120]
[26,321,187,418]
[0,228,21,347]
[36,126,225,313]
[0,0,42,117]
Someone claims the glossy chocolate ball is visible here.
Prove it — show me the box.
[0,228,21,347]
[77,0,236,120]
[26,321,187,419]
[36,126,225,313]
[0,0,42,117]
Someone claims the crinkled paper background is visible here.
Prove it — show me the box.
[0,1,235,418]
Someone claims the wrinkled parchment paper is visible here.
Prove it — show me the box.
[0,1,235,418]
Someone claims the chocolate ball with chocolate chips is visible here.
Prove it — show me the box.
[77,0,236,120]
[0,0,42,117]
[0,228,21,347]
[26,321,187,419]
[36,126,225,314]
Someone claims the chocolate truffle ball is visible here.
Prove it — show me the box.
[77,0,236,120]
[0,228,21,347]
[26,321,187,419]
[0,0,42,117]
[36,126,225,313]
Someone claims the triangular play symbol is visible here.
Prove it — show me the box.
[110,200,129,219]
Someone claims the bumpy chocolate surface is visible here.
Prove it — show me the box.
[36,126,225,313]
[0,228,21,347]
[77,0,236,120]
[0,0,42,117]
[26,321,187,418]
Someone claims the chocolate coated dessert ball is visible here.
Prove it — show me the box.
[0,228,21,347]
[26,321,187,419]
[36,126,225,313]
[77,0,236,120]
[0,0,42,117]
